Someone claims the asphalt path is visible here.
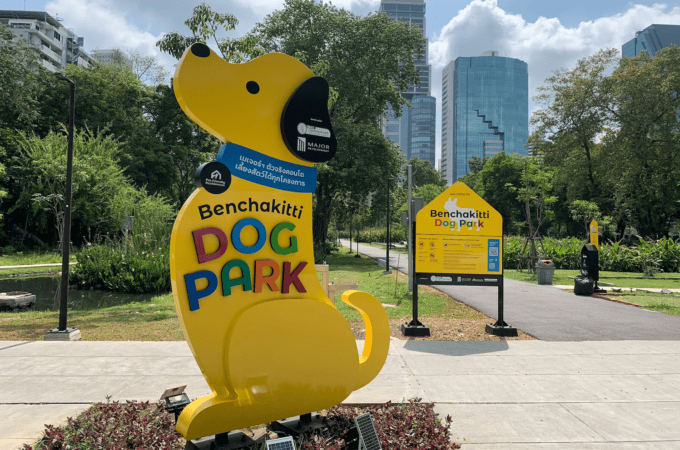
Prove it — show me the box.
[340,240,680,341]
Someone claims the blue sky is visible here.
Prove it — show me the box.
[5,0,680,161]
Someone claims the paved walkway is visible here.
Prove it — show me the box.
[2,340,680,450]
[341,240,680,341]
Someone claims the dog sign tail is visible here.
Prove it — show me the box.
[340,290,390,390]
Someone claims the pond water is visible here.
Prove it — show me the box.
[0,275,161,312]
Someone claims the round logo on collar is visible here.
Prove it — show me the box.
[195,161,231,195]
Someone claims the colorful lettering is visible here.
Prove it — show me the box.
[254,260,280,293]
[221,259,252,297]
[185,270,218,311]
[193,227,228,264]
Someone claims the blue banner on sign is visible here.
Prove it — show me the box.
[488,239,500,273]
[217,143,317,193]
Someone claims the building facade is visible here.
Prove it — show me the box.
[0,10,93,72]
[441,51,528,183]
[622,24,680,58]
[91,49,132,67]
[379,0,436,167]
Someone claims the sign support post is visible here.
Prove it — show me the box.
[402,220,430,336]
[485,235,517,336]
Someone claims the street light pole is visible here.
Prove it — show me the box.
[46,72,80,341]
[384,177,397,275]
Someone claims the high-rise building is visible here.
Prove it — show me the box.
[0,10,94,72]
[92,49,132,67]
[379,0,436,167]
[441,51,528,184]
[622,24,680,58]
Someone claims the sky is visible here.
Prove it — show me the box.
[4,0,680,162]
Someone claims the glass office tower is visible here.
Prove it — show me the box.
[622,24,680,58]
[442,51,528,182]
[379,0,436,167]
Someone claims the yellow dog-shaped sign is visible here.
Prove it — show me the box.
[170,43,390,440]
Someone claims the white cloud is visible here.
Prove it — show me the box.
[428,0,680,160]
[45,0,178,74]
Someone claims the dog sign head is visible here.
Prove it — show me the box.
[174,43,336,165]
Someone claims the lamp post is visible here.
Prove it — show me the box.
[384,177,397,274]
[45,72,80,341]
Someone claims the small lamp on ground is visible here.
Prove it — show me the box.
[45,72,80,341]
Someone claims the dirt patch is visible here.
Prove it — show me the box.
[593,293,645,308]
[349,317,535,341]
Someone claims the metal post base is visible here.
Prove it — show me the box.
[44,327,81,341]
[485,321,518,337]
[401,321,430,337]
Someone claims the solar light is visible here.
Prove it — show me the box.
[266,436,296,450]
[354,413,381,450]
[161,385,191,422]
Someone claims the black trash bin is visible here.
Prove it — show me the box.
[574,275,594,296]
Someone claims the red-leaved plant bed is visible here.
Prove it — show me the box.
[24,397,460,450]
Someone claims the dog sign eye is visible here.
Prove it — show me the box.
[246,81,260,94]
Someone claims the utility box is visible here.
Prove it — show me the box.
[580,244,599,281]
[401,211,408,227]
[535,260,555,285]
[411,197,424,218]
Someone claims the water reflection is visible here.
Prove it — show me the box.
[0,275,161,311]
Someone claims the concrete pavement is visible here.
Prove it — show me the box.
[2,340,680,449]
[341,240,680,341]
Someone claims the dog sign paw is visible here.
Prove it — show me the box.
[170,43,390,441]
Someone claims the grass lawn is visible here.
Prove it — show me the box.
[0,293,183,341]
[504,269,680,289]
[0,250,77,277]
[0,252,532,341]
[600,292,680,316]
[324,252,479,321]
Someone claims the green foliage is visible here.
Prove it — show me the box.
[71,244,171,294]
[503,235,680,273]
[404,158,446,188]
[156,3,255,62]
[531,46,680,238]
[71,194,174,294]
[14,130,133,243]
[339,226,407,244]
[0,24,48,131]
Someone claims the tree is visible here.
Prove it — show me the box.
[404,157,446,188]
[472,152,524,235]
[13,130,137,246]
[0,24,49,132]
[96,48,169,85]
[508,156,557,269]
[528,49,618,212]
[457,155,489,191]
[156,3,255,62]
[600,46,680,238]
[139,84,218,207]
[251,0,424,250]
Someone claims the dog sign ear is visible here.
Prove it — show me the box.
[281,76,337,163]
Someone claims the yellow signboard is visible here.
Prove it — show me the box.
[416,182,502,274]
[170,43,389,441]
[590,220,599,249]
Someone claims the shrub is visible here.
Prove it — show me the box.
[24,398,183,450]
[504,236,680,273]
[71,190,174,294]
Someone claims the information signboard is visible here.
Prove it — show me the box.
[415,181,503,276]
